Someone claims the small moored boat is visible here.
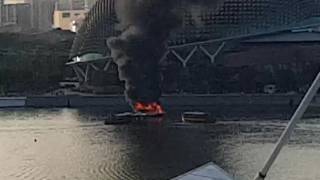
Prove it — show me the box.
[182,111,213,123]
[132,112,165,118]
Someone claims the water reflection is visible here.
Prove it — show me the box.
[0,108,320,180]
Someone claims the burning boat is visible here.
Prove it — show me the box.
[133,102,165,116]
[105,102,165,125]
[104,112,133,125]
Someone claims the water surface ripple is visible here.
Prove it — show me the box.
[1,108,320,180]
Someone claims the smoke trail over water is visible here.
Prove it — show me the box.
[107,0,178,108]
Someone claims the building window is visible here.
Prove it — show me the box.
[62,12,71,18]
[74,13,80,16]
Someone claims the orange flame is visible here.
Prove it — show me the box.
[134,102,165,114]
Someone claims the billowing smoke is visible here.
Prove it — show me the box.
[107,0,178,108]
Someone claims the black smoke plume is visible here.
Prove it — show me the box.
[107,0,178,108]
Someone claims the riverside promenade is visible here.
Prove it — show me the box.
[4,94,320,120]
[0,94,309,108]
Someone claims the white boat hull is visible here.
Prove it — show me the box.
[172,162,234,180]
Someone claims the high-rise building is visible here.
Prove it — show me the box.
[0,0,30,32]
[56,0,96,11]
[53,0,97,32]
[53,9,88,32]
[15,3,32,30]
[53,0,94,32]
[30,0,56,31]
[0,0,2,26]
[71,0,85,10]
[57,0,98,11]
[84,0,96,9]
[0,0,56,32]
[1,4,17,25]
[0,0,100,33]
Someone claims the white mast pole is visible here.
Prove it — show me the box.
[254,72,320,180]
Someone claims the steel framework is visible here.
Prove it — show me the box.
[68,0,320,83]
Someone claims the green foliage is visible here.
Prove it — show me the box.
[0,30,75,95]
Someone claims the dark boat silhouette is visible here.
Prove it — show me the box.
[104,112,165,125]
[182,112,214,123]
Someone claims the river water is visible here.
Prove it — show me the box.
[1,108,320,180]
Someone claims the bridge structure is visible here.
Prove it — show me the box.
[67,0,320,85]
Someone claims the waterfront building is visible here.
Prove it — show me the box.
[170,0,320,44]
[70,0,320,57]
[66,0,320,94]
